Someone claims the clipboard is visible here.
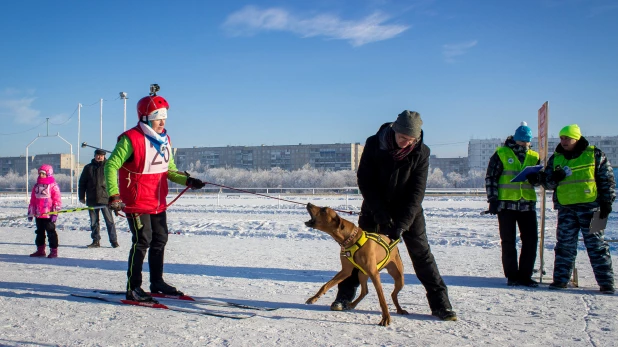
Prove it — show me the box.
[590,210,608,233]
[510,165,544,183]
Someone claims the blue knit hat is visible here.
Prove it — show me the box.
[513,121,532,142]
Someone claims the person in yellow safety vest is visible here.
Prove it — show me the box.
[485,122,540,287]
[527,124,615,294]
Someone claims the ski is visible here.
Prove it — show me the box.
[94,290,278,311]
[71,293,255,319]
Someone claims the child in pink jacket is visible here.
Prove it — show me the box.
[27,164,62,258]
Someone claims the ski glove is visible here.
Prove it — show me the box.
[551,166,567,182]
[50,215,57,223]
[108,195,125,212]
[28,216,33,222]
[186,177,205,190]
[382,226,405,241]
[600,202,613,219]
[526,172,541,185]
[488,200,499,215]
[373,210,393,228]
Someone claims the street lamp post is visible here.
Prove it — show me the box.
[76,103,82,179]
[100,98,103,148]
[120,92,128,131]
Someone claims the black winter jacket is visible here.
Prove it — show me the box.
[78,158,109,206]
[358,123,429,232]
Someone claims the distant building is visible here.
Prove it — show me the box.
[174,143,364,171]
[0,153,75,176]
[429,155,468,175]
[468,136,618,171]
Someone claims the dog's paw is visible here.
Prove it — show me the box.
[378,315,391,326]
[305,297,318,304]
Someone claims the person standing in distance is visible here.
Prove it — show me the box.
[527,124,615,294]
[485,122,540,287]
[27,164,62,258]
[104,86,205,303]
[79,148,119,248]
[331,110,457,321]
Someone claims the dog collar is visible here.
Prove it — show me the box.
[339,226,360,248]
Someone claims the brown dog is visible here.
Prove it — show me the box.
[304,203,408,326]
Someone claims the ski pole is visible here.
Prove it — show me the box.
[47,206,107,215]
[81,142,112,154]
[0,206,106,221]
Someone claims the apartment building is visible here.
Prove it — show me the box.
[429,155,468,175]
[174,143,364,171]
[0,153,75,176]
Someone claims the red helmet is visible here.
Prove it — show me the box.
[136,95,169,122]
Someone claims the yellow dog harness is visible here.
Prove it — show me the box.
[340,230,400,275]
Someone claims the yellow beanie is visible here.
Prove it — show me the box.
[559,124,582,140]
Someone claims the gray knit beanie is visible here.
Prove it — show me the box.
[392,110,422,138]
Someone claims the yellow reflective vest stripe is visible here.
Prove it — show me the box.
[496,147,539,201]
[554,146,597,205]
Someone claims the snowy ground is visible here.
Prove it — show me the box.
[0,193,616,347]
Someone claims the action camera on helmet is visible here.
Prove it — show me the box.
[149,84,160,96]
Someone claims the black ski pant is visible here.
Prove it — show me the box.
[336,210,452,312]
[34,217,58,248]
[126,211,168,291]
[89,205,117,244]
[497,209,538,281]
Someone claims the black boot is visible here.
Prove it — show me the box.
[330,279,358,311]
[150,280,184,296]
[87,240,100,248]
[126,287,158,303]
[432,308,458,321]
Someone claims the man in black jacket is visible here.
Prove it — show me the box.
[331,110,457,321]
[79,149,118,248]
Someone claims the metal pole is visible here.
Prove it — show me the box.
[100,98,103,148]
[77,103,81,180]
[25,136,40,201]
[123,95,127,131]
[57,134,74,204]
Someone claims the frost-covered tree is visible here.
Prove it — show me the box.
[427,168,449,188]
[447,172,464,188]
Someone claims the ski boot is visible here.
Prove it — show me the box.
[126,287,158,303]
[150,280,184,296]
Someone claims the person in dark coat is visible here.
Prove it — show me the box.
[528,124,615,294]
[79,149,118,248]
[331,110,457,321]
[485,122,540,287]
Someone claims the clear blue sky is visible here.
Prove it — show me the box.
[1,0,617,164]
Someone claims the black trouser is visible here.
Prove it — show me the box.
[34,217,58,248]
[126,212,168,291]
[336,210,452,312]
[497,209,538,281]
[89,205,118,243]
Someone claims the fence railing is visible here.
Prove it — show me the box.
[0,187,490,195]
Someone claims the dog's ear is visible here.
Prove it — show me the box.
[336,214,345,230]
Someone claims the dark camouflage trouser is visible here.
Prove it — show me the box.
[553,207,614,287]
